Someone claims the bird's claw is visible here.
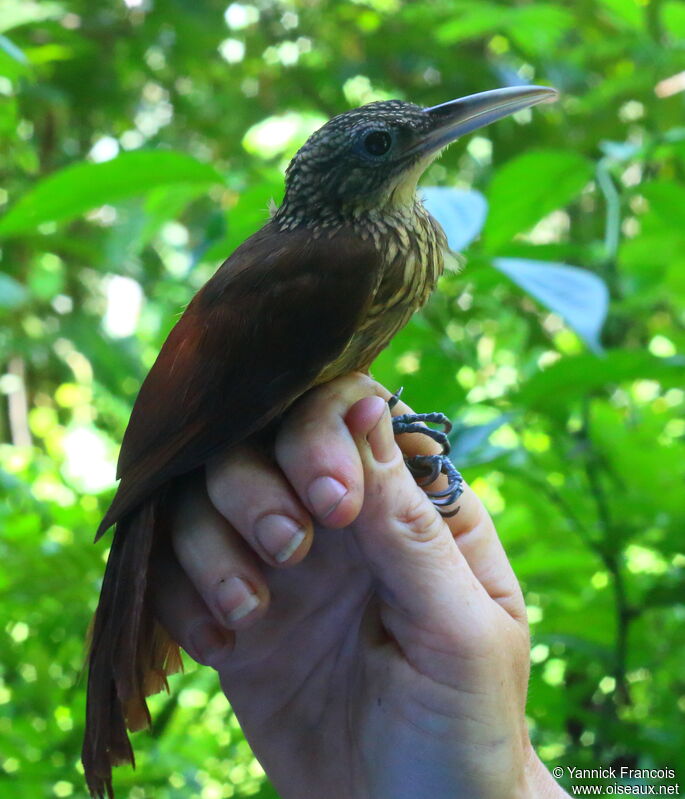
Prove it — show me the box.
[404,454,464,517]
[389,395,463,517]
[391,412,453,455]
[388,386,403,411]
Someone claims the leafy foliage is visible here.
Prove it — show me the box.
[0,151,223,236]
[1,1,684,797]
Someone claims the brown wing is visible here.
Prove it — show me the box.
[97,223,381,536]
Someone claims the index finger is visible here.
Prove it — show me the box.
[445,482,526,624]
[357,392,526,624]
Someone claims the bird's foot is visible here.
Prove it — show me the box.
[388,389,464,517]
[402,454,464,517]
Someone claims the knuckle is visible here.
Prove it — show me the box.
[205,469,225,508]
[321,371,375,397]
[205,473,233,518]
[205,448,246,505]
[278,401,321,445]
[171,527,205,575]
[277,413,336,464]
[286,373,379,429]
[395,491,443,543]
[206,446,276,521]
[174,531,240,593]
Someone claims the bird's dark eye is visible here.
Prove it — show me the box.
[362,130,393,157]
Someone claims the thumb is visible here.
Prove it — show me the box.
[345,396,489,644]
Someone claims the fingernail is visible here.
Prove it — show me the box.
[189,621,232,666]
[308,476,347,520]
[254,515,306,564]
[369,406,396,463]
[217,576,260,623]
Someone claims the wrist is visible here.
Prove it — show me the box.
[523,744,570,798]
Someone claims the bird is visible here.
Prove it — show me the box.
[82,83,557,798]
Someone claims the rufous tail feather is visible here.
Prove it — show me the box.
[82,499,182,798]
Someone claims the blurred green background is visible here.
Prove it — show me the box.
[1,0,684,797]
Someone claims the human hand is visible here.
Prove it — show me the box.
[152,373,568,799]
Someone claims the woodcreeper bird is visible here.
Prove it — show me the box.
[82,84,557,797]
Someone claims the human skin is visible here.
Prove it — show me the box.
[151,373,569,799]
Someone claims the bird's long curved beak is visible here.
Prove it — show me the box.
[416,85,558,155]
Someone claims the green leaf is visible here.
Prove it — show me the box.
[102,184,206,270]
[663,0,685,36]
[0,34,29,79]
[517,351,685,413]
[640,180,685,230]
[643,575,685,609]
[507,4,576,54]
[140,183,207,246]
[27,254,65,300]
[435,2,507,42]
[597,0,644,29]
[619,230,685,291]
[0,1,64,34]
[202,174,283,263]
[483,150,593,253]
[0,151,224,238]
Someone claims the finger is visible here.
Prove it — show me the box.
[171,475,270,631]
[444,482,525,623]
[382,393,525,622]
[207,444,313,567]
[275,372,386,528]
[345,395,490,643]
[150,545,234,669]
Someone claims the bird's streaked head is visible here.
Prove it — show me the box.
[276,85,557,229]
